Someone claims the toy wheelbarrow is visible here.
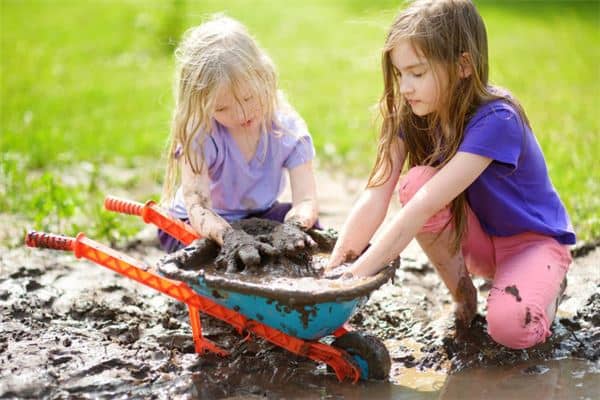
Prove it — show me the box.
[25,196,396,382]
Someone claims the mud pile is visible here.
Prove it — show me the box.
[157,220,397,308]
[159,218,337,279]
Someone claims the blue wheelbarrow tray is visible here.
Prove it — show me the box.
[158,256,398,340]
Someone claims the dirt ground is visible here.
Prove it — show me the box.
[0,169,598,399]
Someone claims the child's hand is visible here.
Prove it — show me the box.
[322,264,355,280]
[325,248,345,272]
[325,246,358,273]
[271,221,318,255]
[216,228,278,272]
[160,238,220,270]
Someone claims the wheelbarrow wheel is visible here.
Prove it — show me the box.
[331,332,391,380]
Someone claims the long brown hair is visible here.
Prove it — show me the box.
[370,0,529,250]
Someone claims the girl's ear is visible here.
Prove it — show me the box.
[458,52,473,79]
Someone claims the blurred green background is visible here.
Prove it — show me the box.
[1,0,599,244]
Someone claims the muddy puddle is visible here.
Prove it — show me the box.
[1,232,598,399]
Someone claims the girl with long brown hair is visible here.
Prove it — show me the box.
[327,0,574,349]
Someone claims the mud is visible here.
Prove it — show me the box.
[163,218,330,279]
[157,219,398,305]
[353,260,599,375]
[163,218,316,277]
[159,258,397,305]
[1,230,598,399]
[504,284,522,302]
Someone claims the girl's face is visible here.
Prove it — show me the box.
[390,39,448,116]
[212,83,262,134]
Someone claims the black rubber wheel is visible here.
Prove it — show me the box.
[331,332,391,380]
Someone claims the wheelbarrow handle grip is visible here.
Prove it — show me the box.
[104,196,144,216]
[25,231,74,251]
[104,194,199,244]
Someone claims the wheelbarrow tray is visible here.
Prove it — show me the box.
[158,260,397,340]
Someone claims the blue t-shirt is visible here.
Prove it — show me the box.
[458,100,575,244]
[171,112,315,221]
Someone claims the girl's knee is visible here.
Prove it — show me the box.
[486,296,551,349]
[398,166,438,205]
[399,166,452,234]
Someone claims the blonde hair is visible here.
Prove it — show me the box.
[161,14,281,204]
[370,0,529,250]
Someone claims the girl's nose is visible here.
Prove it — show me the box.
[234,106,248,123]
[399,78,413,95]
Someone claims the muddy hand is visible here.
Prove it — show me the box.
[271,221,318,255]
[323,264,355,280]
[216,228,278,273]
[160,238,219,271]
[325,248,344,272]
[325,244,360,273]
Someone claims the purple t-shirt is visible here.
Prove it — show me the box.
[458,100,575,244]
[171,112,315,221]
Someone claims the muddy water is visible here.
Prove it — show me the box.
[1,236,598,399]
[439,359,599,400]
[188,359,598,399]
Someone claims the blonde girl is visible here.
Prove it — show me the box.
[160,15,318,268]
[327,0,574,350]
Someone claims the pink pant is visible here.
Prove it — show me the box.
[398,166,572,349]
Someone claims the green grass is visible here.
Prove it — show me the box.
[1,0,598,243]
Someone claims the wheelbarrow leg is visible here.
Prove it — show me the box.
[332,322,353,338]
[187,305,229,356]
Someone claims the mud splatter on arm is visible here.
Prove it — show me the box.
[181,156,230,245]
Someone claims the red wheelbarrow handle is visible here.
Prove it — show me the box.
[25,230,201,305]
[104,195,200,245]
[24,230,231,357]
[26,231,74,251]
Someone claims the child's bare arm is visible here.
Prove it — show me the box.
[326,140,406,270]
[286,160,318,229]
[347,151,492,277]
[181,157,230,245]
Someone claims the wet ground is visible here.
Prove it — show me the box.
[1,170,599,399]
[0,230,598,399]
